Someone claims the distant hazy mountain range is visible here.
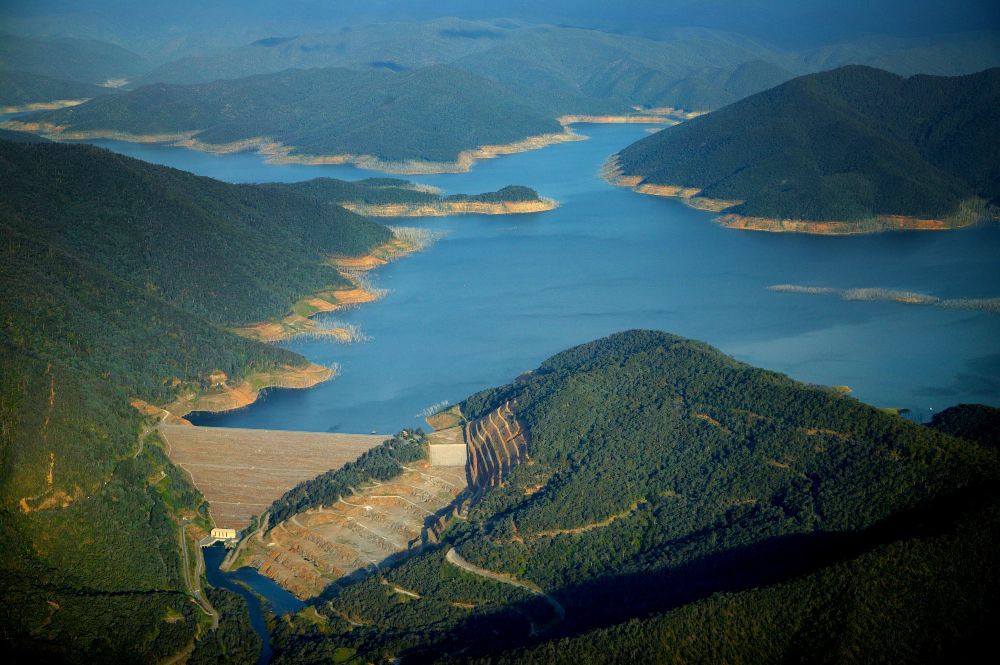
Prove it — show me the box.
[614,66,1000,231]
[3,19,998,113]
[11,26,999,170]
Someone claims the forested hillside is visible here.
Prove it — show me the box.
[614,66,1000,227]
[267,330,999,663]
[0,140,391,325]
[0,139,393,660]
[929,404,1000,448]
[20,65,566,164]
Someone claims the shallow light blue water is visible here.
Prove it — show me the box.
[80,124,1000,431]
[203,543,304,664]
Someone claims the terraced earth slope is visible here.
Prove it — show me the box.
[464,401,529,491]
[238,402,536,599]
[239,463,467,598]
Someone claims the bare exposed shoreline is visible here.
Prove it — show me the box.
[340,197,558,217]
[0,111,681,175]
[157,362,336,422]
[140,229,435,423]
[0,98,90,114]
[769,284,1000,313]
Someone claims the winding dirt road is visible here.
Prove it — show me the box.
[444,547,565,624]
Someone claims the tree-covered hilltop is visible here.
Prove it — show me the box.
[267,330,999,663]
[265,177,546,207]
[615,66,1000,225]
[929,404,1000,449]
[0,139,392,325]
[23,65,565,164]
[0,139,394,660]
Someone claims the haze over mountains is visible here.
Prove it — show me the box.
[3,16,999,113]
[7,16,999,171]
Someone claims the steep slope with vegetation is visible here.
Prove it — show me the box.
[14,65,566,168]
[613,66,1000,232]
[0,139,395,661]
[0,140,391,325]
[478,499,999,664]
[265,330,998,662]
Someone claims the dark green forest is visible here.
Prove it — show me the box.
[27,65,564,163]
[616,66,1000,222]
[475,499,1000,664]
[267,330,999,663]
[0,138,394,661]
[0,140,392,325]
[929,403,1000,448]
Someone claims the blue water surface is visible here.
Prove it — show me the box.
[78,124,1000,432]
[202,544,304,664]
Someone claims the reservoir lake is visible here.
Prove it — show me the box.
[82,123,1000,431]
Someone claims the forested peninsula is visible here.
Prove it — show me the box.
[612,66,1000,234]
[3,65,577,173]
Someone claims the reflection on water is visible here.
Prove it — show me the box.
[76,124,998,432]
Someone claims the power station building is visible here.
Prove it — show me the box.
[210,527,238,541]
